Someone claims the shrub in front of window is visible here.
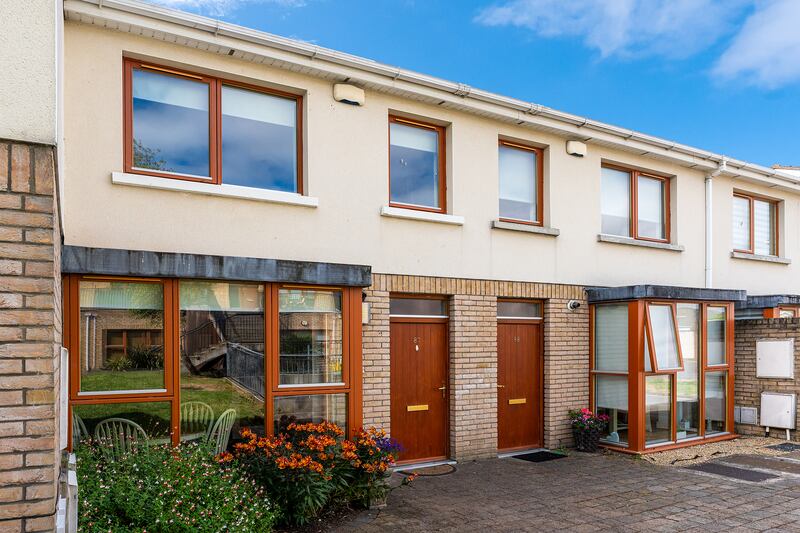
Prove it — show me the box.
[230,422,404,526]
[76,441,276,532]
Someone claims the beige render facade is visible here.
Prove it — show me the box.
[3,0,800,529]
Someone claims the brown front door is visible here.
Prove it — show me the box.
[497,322,542,450]
[390,320,448,463]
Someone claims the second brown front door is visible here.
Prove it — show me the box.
[497,321,543,450]
[390,319,448,463]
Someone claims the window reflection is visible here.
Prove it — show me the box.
[390,121,440,208]
[645,375,672,445]
[648,304,681,370]
[79,281,165,393]
[73,402,172,445]
[132,68,210,177]
[637,175,665,240]
[676,304,700,440]
[499,145,538,222]
[596,374,628,444]
[180,281,266,442]
[221,85,298,192]
[707,306,727,365]
[601,167,631,237]
[705,372,727,434]
[274,394,347,434]
[279,289,343,386]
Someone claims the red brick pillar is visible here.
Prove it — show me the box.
[0,141,62,532]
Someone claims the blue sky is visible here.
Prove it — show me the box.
[150,0,800,167]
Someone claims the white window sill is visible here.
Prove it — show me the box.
[111,172,319,208]
[597,234,684,252]
[492,220,559,237]
[731,251,790,265]
[380,205,464,226]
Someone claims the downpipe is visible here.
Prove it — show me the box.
[705,157,728,288]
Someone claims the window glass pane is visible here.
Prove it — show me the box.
[595,375,628,444]
[779,308,797,318]
[637,175,665,239]
[676,304,700,440]
[601,167,630,237]
[732,195,750,251]
[79,281,165,393]
[274,394,347,434]
[497,301,542,318]
[390,122,440,208]
[648,304,681,370]
[279,289,343,386]
[645,375,672,445]
[644,334,652,372]
[594,304,628,372]
[73,402,172,447]
[753,199,775,255]
[707,306,727,365]
[132,68,210,177]
[221,85,298,192]
[390,298,447,317]
[180,281,265,442]
[705,371,727,434]
[499,145,537,222]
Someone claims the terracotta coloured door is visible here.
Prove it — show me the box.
[497,322,542,450]
[390,320,448,463]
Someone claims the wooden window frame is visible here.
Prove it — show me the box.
[763,306,800,319]
[388,115,447,214]
[732,191,778,256]
[497,140,544,226]
[123,58,304,193]
[602,163,671,243]
[644,302,684,373]
[590,300,735,453]
[64,275,362,450]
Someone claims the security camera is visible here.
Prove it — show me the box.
[567,300,581,311]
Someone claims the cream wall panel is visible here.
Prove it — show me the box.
[63,22,800,292]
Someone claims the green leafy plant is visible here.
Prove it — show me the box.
[104,356,132,372]
[126,344,164,370]
[76,441,276,532]
[231,422,401,526]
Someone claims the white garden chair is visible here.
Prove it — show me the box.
[205,409,237,455]
[94,418,149,461]
[180,401,214,441]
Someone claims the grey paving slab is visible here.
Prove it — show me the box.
[331,452,800,532]
[723,454,800,475]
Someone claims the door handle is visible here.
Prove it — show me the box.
[497,384,505,388]
[437,384,446,398]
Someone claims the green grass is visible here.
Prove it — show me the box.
[76,372,265,440]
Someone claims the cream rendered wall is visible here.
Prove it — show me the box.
[0,0,58,144]
[62,22,796,291]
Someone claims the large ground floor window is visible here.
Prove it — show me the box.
[65,275,362,451]
[591,298,734,452]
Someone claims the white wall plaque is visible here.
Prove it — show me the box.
[756,338,794,379]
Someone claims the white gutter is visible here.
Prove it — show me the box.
[705,158,727,288]
[67,0,800,190]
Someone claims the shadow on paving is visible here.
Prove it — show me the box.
[331,452,800,532]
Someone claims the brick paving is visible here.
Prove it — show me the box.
[336,452,800,532]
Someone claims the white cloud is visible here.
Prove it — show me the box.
[147,0,305,17]
[713,0,800,89]
[475,0,747,59]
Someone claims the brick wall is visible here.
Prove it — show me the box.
[0,141,62,532]
[734,318,800,438]
[362,274,587,460]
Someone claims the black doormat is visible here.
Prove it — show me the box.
[687,462,779,482]
[768,442,800,452]
[511,451,567,463]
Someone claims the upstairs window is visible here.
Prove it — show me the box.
[498,140,543,224]
[601,165,669,242]
[732,192,777,256]
[124,59,302,193]
[389,116,446,212]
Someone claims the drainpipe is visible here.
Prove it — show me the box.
[705,157,728,288]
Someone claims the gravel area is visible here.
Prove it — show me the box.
[642,436,795,466]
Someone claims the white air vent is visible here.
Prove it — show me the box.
[760,392,796,429]
[756,339,794,379]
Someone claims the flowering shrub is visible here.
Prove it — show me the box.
[231,422,401,526]
[76,441,275,532]
[568,408,609,432]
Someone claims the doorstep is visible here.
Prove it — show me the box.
[391,459,457,472]
[497,447,547,459]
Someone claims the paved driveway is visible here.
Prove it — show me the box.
[336,452,800,532]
